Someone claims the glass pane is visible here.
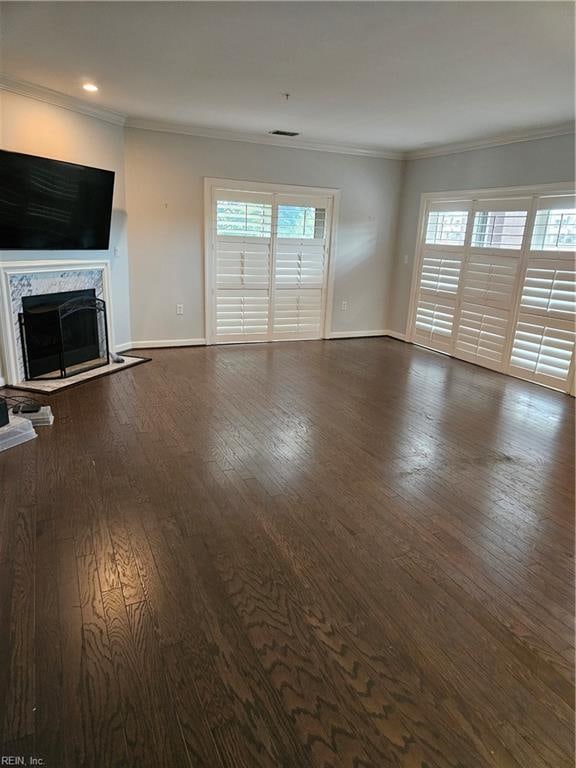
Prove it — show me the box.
[425,211,468,246]
[531,209,576,251]
[471,211,527,250]
[216,200,272,237]
[277,205,326,239]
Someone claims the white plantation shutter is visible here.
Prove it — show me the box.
[456,306,510,367]
[216,291,269,337]
[213,193,273,342]
[273,290,323,335]
[509,251,576,387]
[412,246,465,351]
[414,300,456,352]
[216,241,270,289]
[210,187,332,344]
[272,199,329,339]
[275,242,325,287]
[518,258,576,321]
[510,317,575,383]
[410,190,576,392]
[455,253,520,368]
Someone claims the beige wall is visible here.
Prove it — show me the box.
[124,128,403,344]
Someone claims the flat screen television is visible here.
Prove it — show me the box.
[0,150,115,250]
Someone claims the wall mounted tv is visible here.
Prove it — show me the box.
[0,150,115,250]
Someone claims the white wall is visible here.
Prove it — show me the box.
[0,92,132,377]
[124,128,403,344]
[389,133,576,333]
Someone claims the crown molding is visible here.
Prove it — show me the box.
[0,75,126,127]
[406,121,575,160]
[1,75,572,162]
[124,116,403,159]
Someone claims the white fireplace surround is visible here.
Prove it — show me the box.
[0,260,115,386]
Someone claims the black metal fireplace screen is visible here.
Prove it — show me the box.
[18,290,110,380]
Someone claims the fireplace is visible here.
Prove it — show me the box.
[18,289,110,380]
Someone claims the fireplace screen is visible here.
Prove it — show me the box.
[18,289,110,380]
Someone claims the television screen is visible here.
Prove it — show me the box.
[0,150,115,250]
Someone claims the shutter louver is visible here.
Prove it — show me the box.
[216,241,270,289]
[456,306,510,366]
[518,260,576,321]
[273,290,323,336]
[275,242,325,287]
[216,291,270,337]
[510,316,576,383]
[413,300,456,352]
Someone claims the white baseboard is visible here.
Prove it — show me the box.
[328,329,387,339]
[128,333,406,348]
[130,338,206,349]
[328,329,407,341]
[384,329,407,341]
[0,376,5,388]
[115,341,134,353]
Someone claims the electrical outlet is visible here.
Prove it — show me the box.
[176,304,184,315]
[403,254,409,265]
[341,300,348,312]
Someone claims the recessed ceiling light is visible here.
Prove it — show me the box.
[82,83,99,93]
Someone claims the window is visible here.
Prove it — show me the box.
[277,205,326,239]
[410,188,575,392]
[425,211,468,246]
[531,209,576,251]
[471,210,527,250]
[208,182,334,344]
[216,200,272,237]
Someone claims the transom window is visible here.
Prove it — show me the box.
[277,205,326,239]
[531,209,576,251]
[471,210,527,250]
[216,200,272,237]
[425,210,468,246]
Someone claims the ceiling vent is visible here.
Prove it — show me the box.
[269,130,300,137]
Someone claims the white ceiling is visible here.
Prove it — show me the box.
[1,1,574,153]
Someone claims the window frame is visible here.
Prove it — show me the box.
[204,178,340,345]
[407,183,576,393]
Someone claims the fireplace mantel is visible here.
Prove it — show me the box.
[0,260,114,385]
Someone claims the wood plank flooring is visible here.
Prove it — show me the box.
[0,338,574,767]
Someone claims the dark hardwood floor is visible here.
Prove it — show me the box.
[0,338,574,767]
